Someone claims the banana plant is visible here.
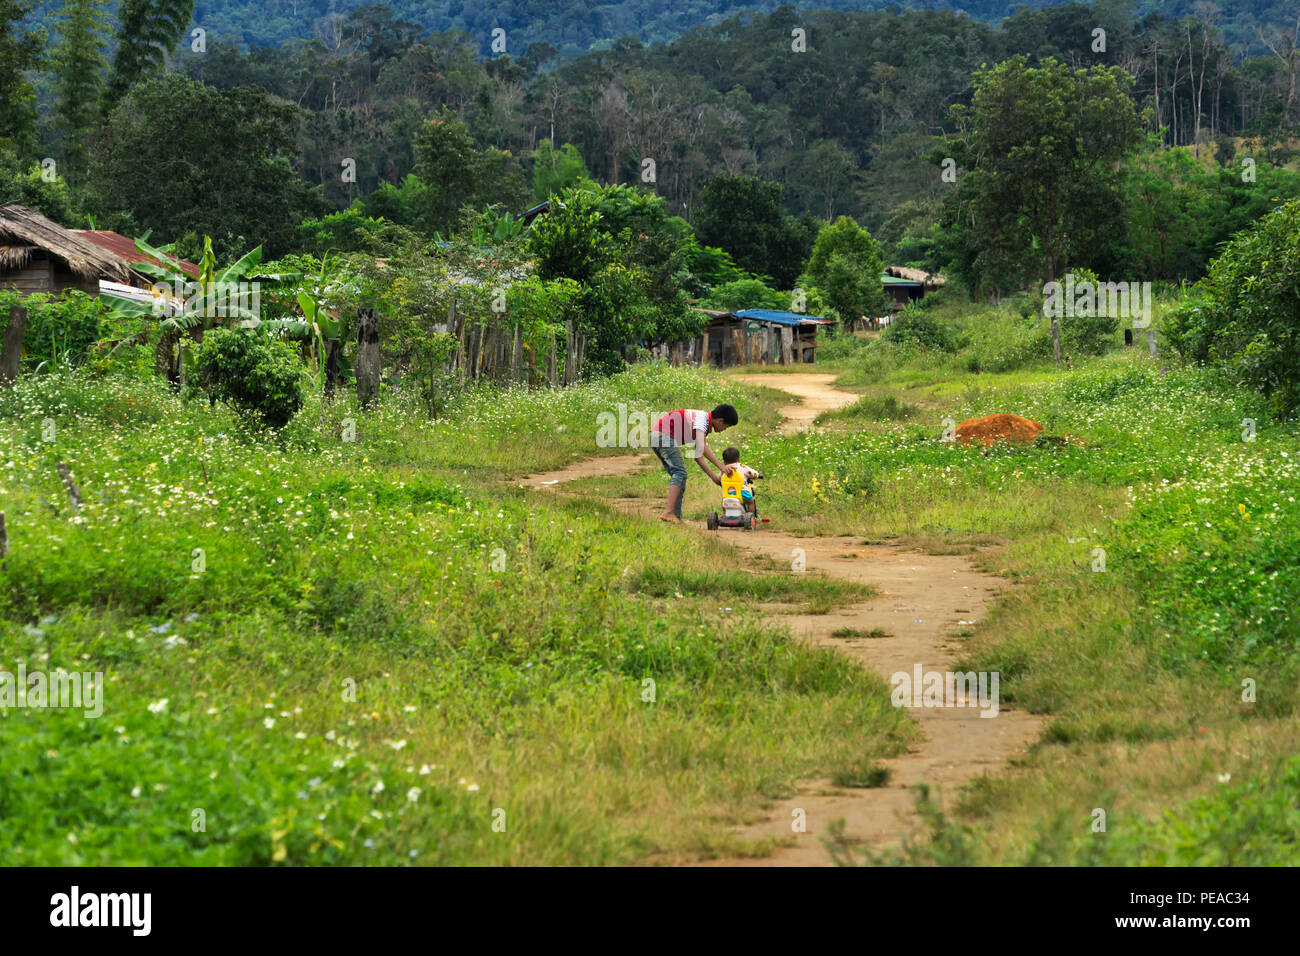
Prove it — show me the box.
[295,252,358,396]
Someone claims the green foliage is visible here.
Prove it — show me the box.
[694,173,812,288]
[0,0,44,156]
[882,303,958,352]
[411,109,527,236]
[0,148,79,222]
[938,56,1145,296]
[527,185,605,284]
[0,289,107,372]
[103,0,194,109]
[1165,198,1300,414]
[89,74,323,259]
[189,327,307,429]
[530,140,589,202]
[293,206,420,256]
[50,0,108,178]
[700,278,786,312]
[803,216,887,320]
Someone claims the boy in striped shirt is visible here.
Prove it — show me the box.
[650,404,738,523]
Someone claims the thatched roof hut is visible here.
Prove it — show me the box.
[0,203,136,295]
[885,266,945,288]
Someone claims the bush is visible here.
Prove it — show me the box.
[882,303,958,351]
[189,328,307,429]
[1165,198,1300,414]
[0,289,106,372]
[1059,309,1119,357]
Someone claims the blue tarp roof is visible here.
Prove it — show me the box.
[733,309,827,326]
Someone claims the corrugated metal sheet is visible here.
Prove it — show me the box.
[74,230,201,279]
[733,308,828,327]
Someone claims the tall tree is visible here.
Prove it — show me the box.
[801,215,886,325]
[0,0,44,157]
[91,73,322,257]
[53,0,109,179]
[693,173,809,287]
[103,0,194,110]
[940,56,1144,292]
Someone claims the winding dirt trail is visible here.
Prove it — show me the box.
[521,372,1043,866]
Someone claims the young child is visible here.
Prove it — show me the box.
[650,404,738,523]
[720,447,762,514]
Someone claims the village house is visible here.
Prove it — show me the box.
[882,266,945,313]
[650,307,833,368]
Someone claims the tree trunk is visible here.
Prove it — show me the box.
[1,305,26,386]
[355,307,380,409]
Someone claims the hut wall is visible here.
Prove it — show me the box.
[52,259,99,295]
[0,255,55,294]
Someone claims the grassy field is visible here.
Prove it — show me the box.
[0,364,908,864]
[3,310,1298,865]
[778,323,1300,865]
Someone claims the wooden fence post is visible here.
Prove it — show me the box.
[355,307,380,408]
[57,463,82,515]
[452,301,465,380]
[512,324,522,384]
[1147,329,1157,359]
[0,304,25,386]
[548,331,558,387]
[564,321,574,384]
[323,339,340,401]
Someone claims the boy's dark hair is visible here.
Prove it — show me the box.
[722,447,740,464]
[712,403,738,426]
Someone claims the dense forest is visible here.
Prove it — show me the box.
[27,0,1300,57]
[4,0,1300,300]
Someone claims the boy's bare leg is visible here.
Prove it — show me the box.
[660,484,683,522]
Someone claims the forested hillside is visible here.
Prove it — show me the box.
[47,0,1300,58]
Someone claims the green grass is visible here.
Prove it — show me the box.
[831,627,889,639]
[7,322,1300,866]
[800,329,1300,866]
[0,363,909,865]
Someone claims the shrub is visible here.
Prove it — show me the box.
[882,303,959,351]
[189,328,307,429]
[0,289,106,372]
[1165,198,1300,414]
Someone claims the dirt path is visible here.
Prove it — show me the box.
[730,372,858,434]
[520,371,1043,866]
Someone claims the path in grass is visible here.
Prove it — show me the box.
[522,372,1043,866]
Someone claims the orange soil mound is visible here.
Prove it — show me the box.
[954,413,1044,446]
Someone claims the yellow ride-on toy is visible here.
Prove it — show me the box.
[706,470,767,530]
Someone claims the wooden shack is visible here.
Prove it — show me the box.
[651,308,832,368]
[882,266,945,311]
[0,204,136,296]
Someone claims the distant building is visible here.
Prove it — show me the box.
[651,307,833,367]
[882,266,945,312]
